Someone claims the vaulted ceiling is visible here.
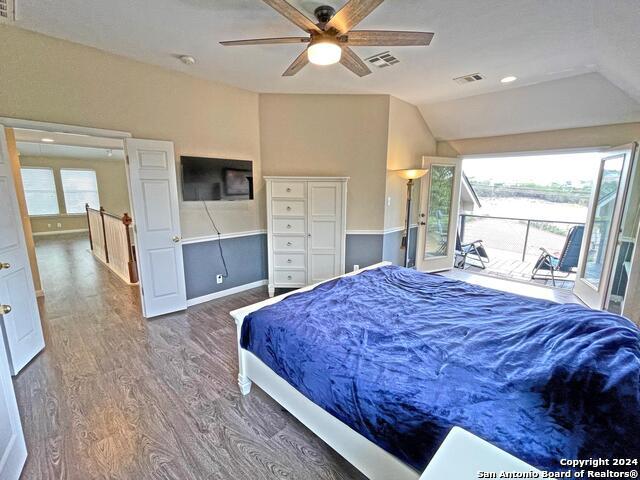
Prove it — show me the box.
[12,0,640,139]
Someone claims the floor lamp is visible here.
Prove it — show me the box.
[394,169,428,267]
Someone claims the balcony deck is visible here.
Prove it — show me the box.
[456,213,583,291]
[456,247,576,290]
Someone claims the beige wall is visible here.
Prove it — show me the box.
[259,94,391,231]
[5,129,42,293]
[19,155,130,234]
[385,97,437,230]
[437,122,640,157]
[0,25,262,239]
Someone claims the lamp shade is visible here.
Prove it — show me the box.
[308,40,342,65]
[394,169,428,180]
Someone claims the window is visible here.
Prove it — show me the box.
[60,169,100,214]
[20,167,59,215]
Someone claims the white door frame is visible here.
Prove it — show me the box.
[415,156,462,272]
[573,144,637,309]
[0,117,131,139]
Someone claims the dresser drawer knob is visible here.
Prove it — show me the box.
[286,187,291,192]
[287,224,292,229]
[286,206,292,211]
[287,258,292,263]
[286,241,292,246]
[287,275,292,280]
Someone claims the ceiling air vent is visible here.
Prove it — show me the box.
[0,0,15,23]
[365,51,400,69]
[453,73,484,85]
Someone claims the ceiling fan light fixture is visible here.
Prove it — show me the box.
[307,39,342,66]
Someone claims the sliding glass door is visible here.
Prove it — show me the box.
[574,144,637,309]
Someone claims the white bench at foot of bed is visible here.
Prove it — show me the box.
[420,427,538,480]
[230,262,536,480]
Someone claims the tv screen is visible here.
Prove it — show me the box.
[181,156,254,201]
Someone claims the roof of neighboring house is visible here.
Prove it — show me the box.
[461,173,481,209]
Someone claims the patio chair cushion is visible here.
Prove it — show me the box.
[556,226,584,272]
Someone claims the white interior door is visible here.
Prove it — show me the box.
[307,181,345,283]
[0,324,27,480]
[416,156,462,272]
[574,144,637,309]
[124,139,187,318]
[0,126,45,374]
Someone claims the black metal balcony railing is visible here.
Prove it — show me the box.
[459,213,585,263]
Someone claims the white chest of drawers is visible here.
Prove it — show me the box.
[265,176,348,297]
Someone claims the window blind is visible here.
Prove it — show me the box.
[60,169,100,214]
[20,167,59,216]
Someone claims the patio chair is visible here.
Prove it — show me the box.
[531,225,584,286]
[455,233,489,269]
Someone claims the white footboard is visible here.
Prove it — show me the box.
[228,262,422,480]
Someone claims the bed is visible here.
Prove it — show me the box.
[230,262,640,479]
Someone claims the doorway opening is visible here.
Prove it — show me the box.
[6,126,140,315]
[457,150,602,289]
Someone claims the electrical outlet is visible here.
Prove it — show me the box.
[387,196,391,206]
[47,223,51,229]
[353,265,360,271]
[57,222,62,228]
[216,274,224,284]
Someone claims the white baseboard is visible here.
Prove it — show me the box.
[187,279,268,307]
[32,228,88,237]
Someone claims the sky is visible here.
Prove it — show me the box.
[463,151,602,186]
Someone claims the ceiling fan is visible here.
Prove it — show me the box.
[220,0,434,77]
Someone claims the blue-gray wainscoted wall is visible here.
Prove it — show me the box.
[382,227,418,267]
[183,229,416,301]
[345,234,384,271]
[182,234,268,300]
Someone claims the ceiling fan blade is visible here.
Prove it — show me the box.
[345,30,434,46]
[221,37,310,46]
[326,0,384,34]
[262,0,320,33]
[340,46,372,77]
[282,49,310,76]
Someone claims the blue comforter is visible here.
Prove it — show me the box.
[240,266,640,471]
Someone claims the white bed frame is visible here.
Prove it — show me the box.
[230,262,422,480]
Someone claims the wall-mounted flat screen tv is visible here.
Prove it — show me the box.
[181,156,254,201]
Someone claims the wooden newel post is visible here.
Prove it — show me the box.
[100,206,109,263]
[122,213,138,284]
[85,203,93,251]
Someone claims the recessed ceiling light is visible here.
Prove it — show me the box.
[501,76,517,84]
[41,138,55,143]
[178,55,197,65]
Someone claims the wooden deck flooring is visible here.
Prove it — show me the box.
[459,248,576,290]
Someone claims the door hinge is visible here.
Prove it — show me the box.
[126,155,130,165]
